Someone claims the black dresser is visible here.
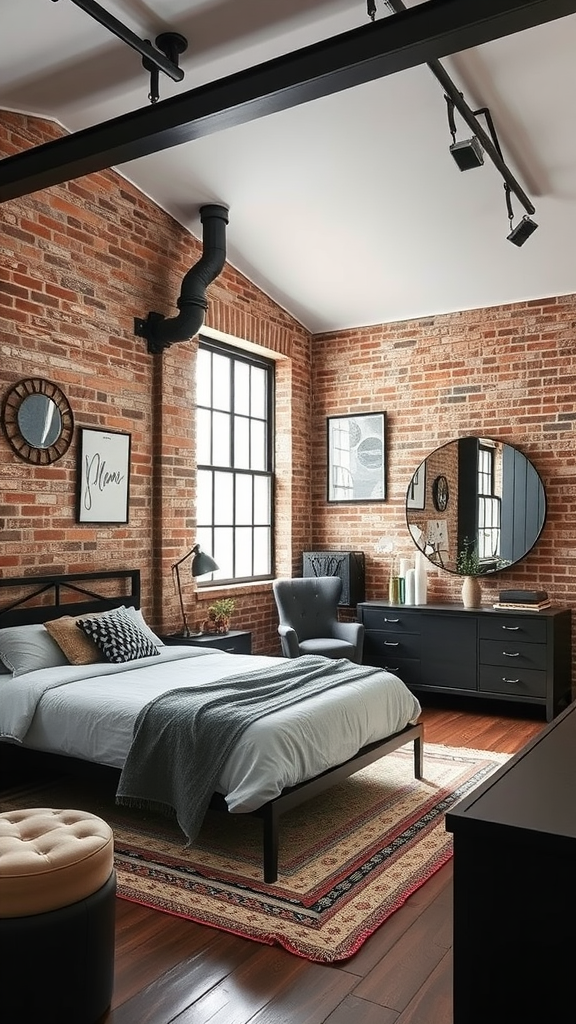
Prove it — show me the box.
[357,601,572,721]
[446,700,576,1022]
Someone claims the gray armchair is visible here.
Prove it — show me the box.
[272,576,364,662]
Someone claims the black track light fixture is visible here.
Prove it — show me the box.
[507,216,539,246]
[450,136,485,171]
[504,182,538,246]
[446,96,484,170]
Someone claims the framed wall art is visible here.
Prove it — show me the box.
[77,428,131,524]
[327,412,386,503]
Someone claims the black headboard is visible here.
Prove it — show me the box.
[0,570,141,628]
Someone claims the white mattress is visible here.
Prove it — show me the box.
[0,646,421,812]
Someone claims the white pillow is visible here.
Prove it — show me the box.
[0,623,70,677]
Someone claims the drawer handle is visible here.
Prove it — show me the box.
[502,625,520,631]
[503,677,520,684]
[384,640,400,647]
[502,651,520,657]
[384,617,400,623]
[385,665,400,672]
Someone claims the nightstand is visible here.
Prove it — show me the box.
[160,630,252,655]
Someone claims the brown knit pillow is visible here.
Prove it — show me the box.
[44,614,104,665]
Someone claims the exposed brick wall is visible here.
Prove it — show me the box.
[312,299,576,667]
[0,111,311,655]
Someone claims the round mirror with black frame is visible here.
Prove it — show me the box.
[405,436,547,576]
[1,378,74,465]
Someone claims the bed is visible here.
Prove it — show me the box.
[0,569,423,882]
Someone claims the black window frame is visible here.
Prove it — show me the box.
[196,336,275,586]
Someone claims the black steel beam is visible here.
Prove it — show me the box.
[1,0,575,202]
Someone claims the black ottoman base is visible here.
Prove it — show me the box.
[0,870,116,1024]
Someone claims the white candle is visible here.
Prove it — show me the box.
[405,568,416,605]
[415,551,427,605]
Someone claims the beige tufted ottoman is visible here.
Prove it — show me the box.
[0,807,116,1024]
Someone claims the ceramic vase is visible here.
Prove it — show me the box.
[461,575,482,609]
[388,575,402,604]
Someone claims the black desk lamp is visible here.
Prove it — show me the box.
[172,543,219,637]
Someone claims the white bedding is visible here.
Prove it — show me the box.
[0,645,421,812]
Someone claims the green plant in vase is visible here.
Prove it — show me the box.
[456,538,482,608]
[456,538,482,576]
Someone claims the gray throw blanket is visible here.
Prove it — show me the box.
[116,654,386,843]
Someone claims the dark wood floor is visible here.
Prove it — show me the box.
[100,700,544,1024]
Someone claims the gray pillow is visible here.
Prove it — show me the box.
[0,623,70,677]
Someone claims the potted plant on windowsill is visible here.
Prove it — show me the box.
[203,598,236,635]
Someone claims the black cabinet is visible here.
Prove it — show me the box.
[159,630,252,655]
[446,701,576,1022]
[357,601,572,720]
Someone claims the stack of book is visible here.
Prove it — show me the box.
[493,589,551,611]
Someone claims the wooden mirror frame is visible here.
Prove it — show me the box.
[1,377,74,465]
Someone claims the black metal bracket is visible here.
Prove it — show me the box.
[143,33,188,105]
[134,312,168,354]
[51,1,187,95]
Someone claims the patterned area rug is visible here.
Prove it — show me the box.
[1,743,507,962]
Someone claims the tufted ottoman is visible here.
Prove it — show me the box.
[0,807,116,1024]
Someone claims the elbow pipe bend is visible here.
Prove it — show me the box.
[135,203,229,353]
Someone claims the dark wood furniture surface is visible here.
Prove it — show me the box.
[357,600,572,721]
[445,699,576,1023]
[160,630,252,655]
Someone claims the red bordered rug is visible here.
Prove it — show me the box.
[1,743,508,962]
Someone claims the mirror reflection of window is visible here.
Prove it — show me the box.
[405,437,546,576]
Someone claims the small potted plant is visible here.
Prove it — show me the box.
[456,539,482,608]
[204,597,235,634]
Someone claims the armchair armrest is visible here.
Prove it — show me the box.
[332,621,365,663]
[277,624,300,658]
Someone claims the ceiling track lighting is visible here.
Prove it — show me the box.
[379,0,538,246]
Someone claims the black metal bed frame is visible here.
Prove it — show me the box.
[0,569,423,883]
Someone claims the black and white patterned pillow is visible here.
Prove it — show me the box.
[76,608,160,664]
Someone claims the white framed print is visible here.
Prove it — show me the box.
[76,428,131,523]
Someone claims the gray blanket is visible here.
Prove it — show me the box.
[116,654,386,843]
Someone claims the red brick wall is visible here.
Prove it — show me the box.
[0,111,311,655]
[311,302,576,671]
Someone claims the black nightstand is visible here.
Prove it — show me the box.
[160,630,252,655]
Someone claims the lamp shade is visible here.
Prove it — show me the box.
[191,543,219,577]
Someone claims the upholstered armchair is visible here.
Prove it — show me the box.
[272,576,364,663]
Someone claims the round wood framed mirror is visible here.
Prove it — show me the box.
[1,378,74,465]
[405,436,546,575]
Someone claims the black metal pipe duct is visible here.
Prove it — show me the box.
[134,203,229,354]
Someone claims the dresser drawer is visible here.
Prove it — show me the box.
[479,616,547,644]
[361,607,420,634]
[364,631,421,660]
[479,665,547,699]
[479,638,547,671]
[366,655,421,687]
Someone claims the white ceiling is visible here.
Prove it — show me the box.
[1,0,576,334]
